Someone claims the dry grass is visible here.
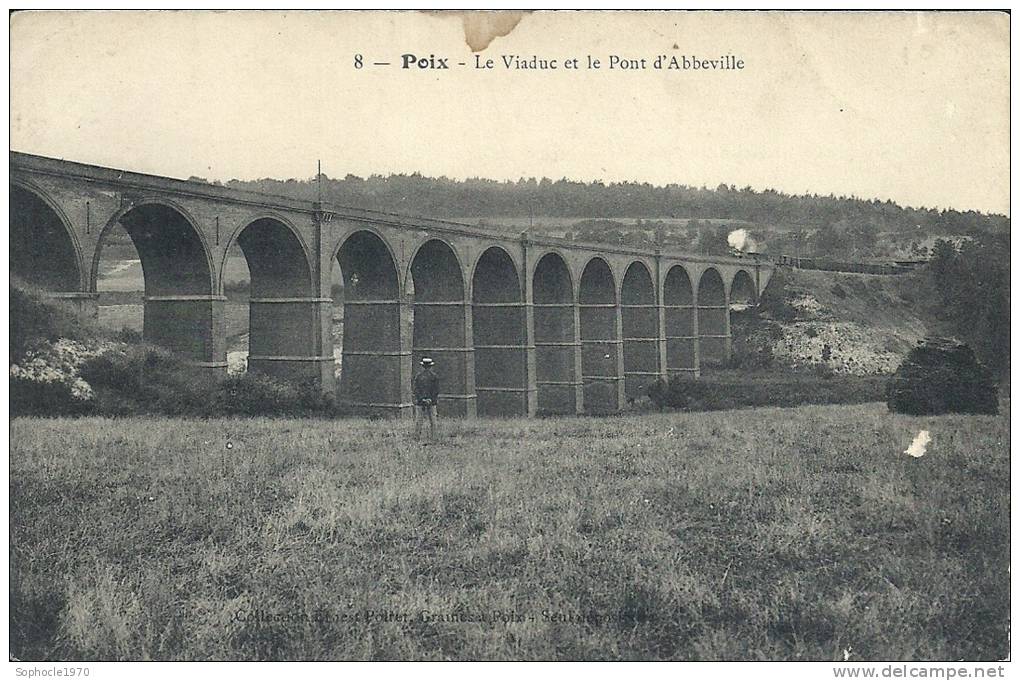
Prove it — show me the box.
[10,402,1009,661]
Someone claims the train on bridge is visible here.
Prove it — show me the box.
[774,254,925,276]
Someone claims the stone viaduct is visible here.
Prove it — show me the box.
[10,151,774,417]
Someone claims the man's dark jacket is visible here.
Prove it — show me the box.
[413,368,440,406]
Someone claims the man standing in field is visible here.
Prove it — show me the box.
[413,357,440,443]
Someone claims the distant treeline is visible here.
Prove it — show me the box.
[214,174,1009,238]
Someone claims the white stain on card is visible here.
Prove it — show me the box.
[904,430,930,458]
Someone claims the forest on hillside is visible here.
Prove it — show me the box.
[199,173,1008,259]
[927,233,1010,374]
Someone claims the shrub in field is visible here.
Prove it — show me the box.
[648,377,714,411]
[646,378,670,411]
[813,363,835,379]
[293,378,340,416]
[80,345,215,416]
[151,368,219,417]
[48,344,337,418]
[11,280,342,419]
[216,373,340,417]
[9,375,94,416]
[728,333,776,370]
[647,372,885,412]
[115,326,144,344]
[79,346,146,395]
[10,282,114,416]
[219,373,303,417]
[10,282,97,362]
[9,338,106,416]
[886,337,998,415]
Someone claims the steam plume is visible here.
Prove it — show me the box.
[728,228,759,252]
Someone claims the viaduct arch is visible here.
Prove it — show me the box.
[334,229,403,412]
[225,216,318,380]
[664,265,697,376]
[10,151,775,417]
[532,251,577,415]
[472,246,528,417]
[697,267,729,366]
[11,181,85,296]
[92,200,221,364]
[621,261,658,402]
[579,257,622,414]
[408,239,472,417]
[731,269,757,306]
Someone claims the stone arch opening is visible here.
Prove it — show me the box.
[579,257,621,413]
[92,217,143,336]
[730,270,757,308]
[533,252,577,415]
[410,239,470,417]
[472,247,527,416]
[95,202,217,364]
[226,218,317,380]
[10,184,81,293]
[698,267,729,366]
[664,266,696,374]
[621,261,658,400]
[334,230,402,413]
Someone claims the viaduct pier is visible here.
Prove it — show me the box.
[11,151,774,417]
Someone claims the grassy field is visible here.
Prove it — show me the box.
[10,402,1009,661]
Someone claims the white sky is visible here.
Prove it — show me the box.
[9,10,1011,215]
